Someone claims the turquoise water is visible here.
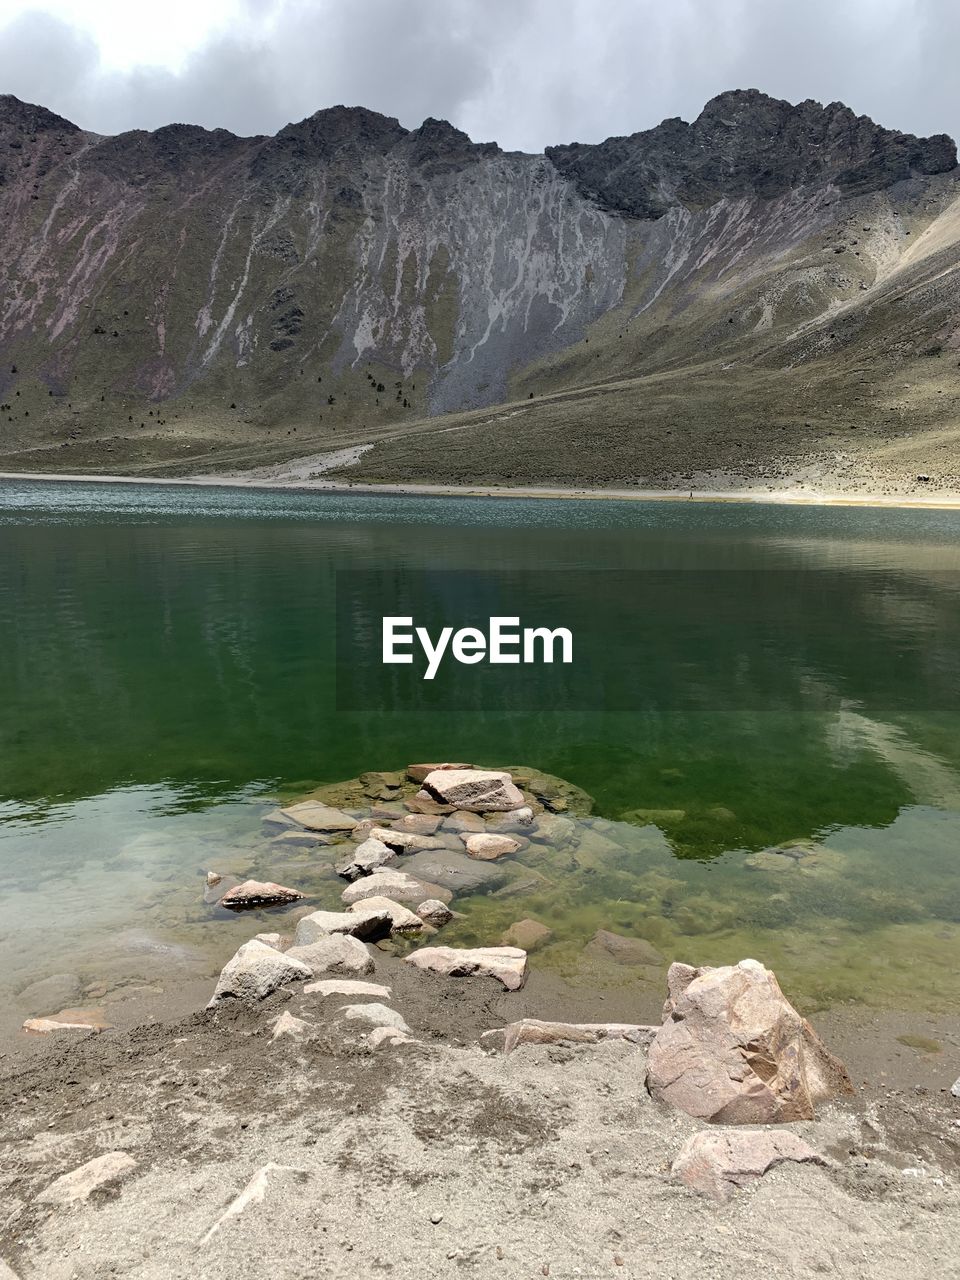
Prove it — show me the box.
[2,479,960,1018]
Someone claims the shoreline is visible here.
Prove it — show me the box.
[4,467,960,510]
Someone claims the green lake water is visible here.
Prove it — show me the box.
[2,478,960,1020]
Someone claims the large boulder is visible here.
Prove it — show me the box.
[208,940,311,1006]
[418,769,525,813]
[402,847,507,893]
[646,959,852,1124]
[405,945,528,990]
[671,1130,826,1201]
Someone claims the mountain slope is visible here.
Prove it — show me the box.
[0,88,957,488]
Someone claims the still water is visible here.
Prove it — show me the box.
[2,479,960,1021]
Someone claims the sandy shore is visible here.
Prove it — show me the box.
[5,466,960,510]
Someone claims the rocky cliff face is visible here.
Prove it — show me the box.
[0,88,957,479]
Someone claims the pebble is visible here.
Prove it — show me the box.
[430,1212,443,1224]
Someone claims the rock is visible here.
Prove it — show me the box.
[262,808,300,831]
[671,1130,827,1201]
[485,806,535,833]
[254,932,284,948]
[481,1019,658,1054]
[208,939,311,1006]
[369,826,445,854]
[293,908,391,944]
[342,868,452,906]
[304,978,392,998]
[339,1002,411,1033]
[0,1259,20,1280]
[646,959,853,1124]
[219,879,304,909]
[22,1012,111,1035]
[405,945,527,990]
[37,1152,137,1205]
[404,794,455,816]
[621,807,686,825]
[270,1011,310,1041]
[359,769,404,799]
[443,810,486,834]
[462,832,523,860]
[527,814,579,848]
[370,802,405,819]
[16,973,82,1014]
[286,935,374,975]
[391,813,442,835]
[586,929,664,967]
[201,1163,306,1245]
[417,899,453,927]
[206,871,222,886]
[951,1076,960,1099]
[203,873,241,904]
[418,769,525,812]
[403,848,508,892]
[348,896,423,934]
[336,837,397,880]
[369,1026,415,1048]
[406,762,472,784]
[501,918,552,950]
[279,801,357,833]
[268,830,332,849]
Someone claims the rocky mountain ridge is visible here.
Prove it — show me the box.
[0,88,958,485]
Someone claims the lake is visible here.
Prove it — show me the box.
[2,478,960,1027]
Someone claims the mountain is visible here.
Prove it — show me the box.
[0,88,958,489]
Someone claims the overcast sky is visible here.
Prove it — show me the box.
[0,0,956,151]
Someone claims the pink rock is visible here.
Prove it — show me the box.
[219,880,304,909]
[672,1129,827,1201]
[463,832,522,860]
[405,945,528,990]
[646,959,853,1124]
[418,769,525,813]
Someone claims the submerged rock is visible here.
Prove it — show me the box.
[287,935,374,976]
[501,918,552,950]
[37,1151,137,1206]
[402,847,507,892]
[671,1130,827,1201]
[391,813,442,835]
[279,801,357,833]
[463,832,523,860]
[270,1011,311,1042]
[219,880,304,910]
[443,810,486,834]
[527,814,579,848]
[585,929,664,967]
[485,806,535,833]
[208,939,311,1006]
[418,769,525,813]
[405,945,528,990]
[16,972,82,1015]
[646,959,853,1124]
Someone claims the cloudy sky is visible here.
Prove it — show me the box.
[0,0,956,151]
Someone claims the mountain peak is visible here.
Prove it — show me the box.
[546,90,957,218]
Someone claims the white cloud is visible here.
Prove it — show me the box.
[0,0,955,149]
